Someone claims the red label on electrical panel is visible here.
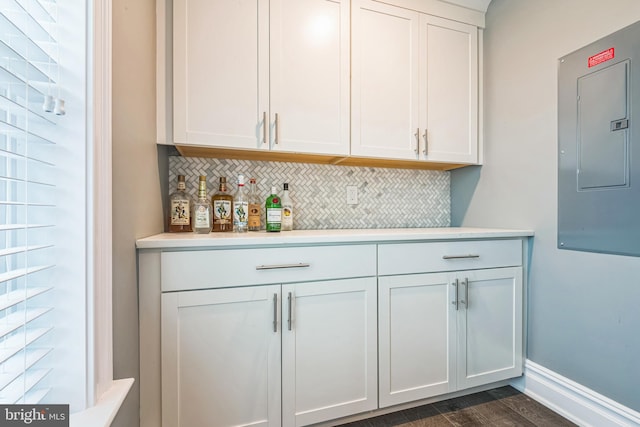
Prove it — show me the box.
[588,48,615,67]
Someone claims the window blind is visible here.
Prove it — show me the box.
[0,0,58,404]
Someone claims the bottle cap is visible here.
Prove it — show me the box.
[283,183,289,191]
[238,174,245,185]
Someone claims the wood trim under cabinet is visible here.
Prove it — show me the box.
[174,145,471,171]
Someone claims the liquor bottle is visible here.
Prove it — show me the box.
[248,178,261,231]
[265,185,282,232]
[212,176,233,232]
[168,175,192,232]
[233,174,248,233]
[193,175,212,234]
[281,182,293,231]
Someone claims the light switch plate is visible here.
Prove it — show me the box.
[346,186,358,205]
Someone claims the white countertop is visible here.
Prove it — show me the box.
[136,227,534,249]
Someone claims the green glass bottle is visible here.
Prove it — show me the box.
[265,185,282,232]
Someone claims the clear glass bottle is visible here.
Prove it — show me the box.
[265,185,282,232]
[193,175,212,234]
[233,174,248,233]
[212,176,233,232]
[169,175,192,232]
[248,178,261,231]
[281,182,293,231]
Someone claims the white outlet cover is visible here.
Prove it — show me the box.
[346,186,358,205]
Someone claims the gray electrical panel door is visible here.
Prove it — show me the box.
[558,20,640,257]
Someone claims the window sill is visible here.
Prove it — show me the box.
[70,378,134,427]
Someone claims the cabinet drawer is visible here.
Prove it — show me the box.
[378,239,522,276]
[161,244,377,292]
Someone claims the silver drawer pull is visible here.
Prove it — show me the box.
[256,263,311,270]
[442,254,480,260]
[273,293,278,333]
[287,292,293,331]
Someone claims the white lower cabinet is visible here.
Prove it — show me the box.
[152,238,525,427]
[378,273,456,407]
[456,267,523,390]
[161,277,378,427]
[161,285,282,427]
[282,278,378,426]
[378,241,524,408]
[378,267,523,407]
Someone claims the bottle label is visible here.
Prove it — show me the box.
[194,205,211,228]
[248,203,261,227]
[234,201,249,225]
[170,199,190,225]
[266,207,282,222]
[213,200,232,224]
[282,207,293,229]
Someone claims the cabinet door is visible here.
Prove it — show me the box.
[162,286,281,427]
[282,277,377,426]
[270,0,350,155]
[456,267,523,389]
[420,15,478,163]
[351,0,421,160]
[378,273,456,408]
[173,0,269,149]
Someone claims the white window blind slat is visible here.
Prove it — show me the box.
[0,244,52,257]
[0,66,49,115]
[22,387,48,405]
[1,367,52,404]
[0,326,52,364]
[0,286,50,311]
[0,37,54,83]
[0,93,55,125]
[0,347,51,390]
[1,0,57,406]
[0,306,50,336]
[0,264,54,284]
[0,9,56,63]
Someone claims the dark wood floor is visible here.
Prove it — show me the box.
[339,386,577,427]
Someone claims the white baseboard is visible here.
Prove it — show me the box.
[510,360,640,427]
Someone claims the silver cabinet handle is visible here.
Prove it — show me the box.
[460,278,468,307]
[442,254,480,260]
[414,128,420,154]
[273,293,278,332]
[463,278,469,308]
[262,111,268,145]
[275,113,280,145]
[287,292,293,331]
[256,263,310,270]
[451,279,459,311]
[422,129,428,155]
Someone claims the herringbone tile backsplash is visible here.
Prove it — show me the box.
[169,156,450,229]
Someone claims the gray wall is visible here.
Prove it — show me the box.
[112,0,163,426]
[452,0,640,412]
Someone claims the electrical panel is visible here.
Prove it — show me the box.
[558,21,640,257]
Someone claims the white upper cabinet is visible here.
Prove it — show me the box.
[351,0,479,164]
[351,1,421,160]
[173,0,268,150]
[270,0,351,155]
[170,0,482,165]
[422,15,478,163]
[173,0,350,156]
